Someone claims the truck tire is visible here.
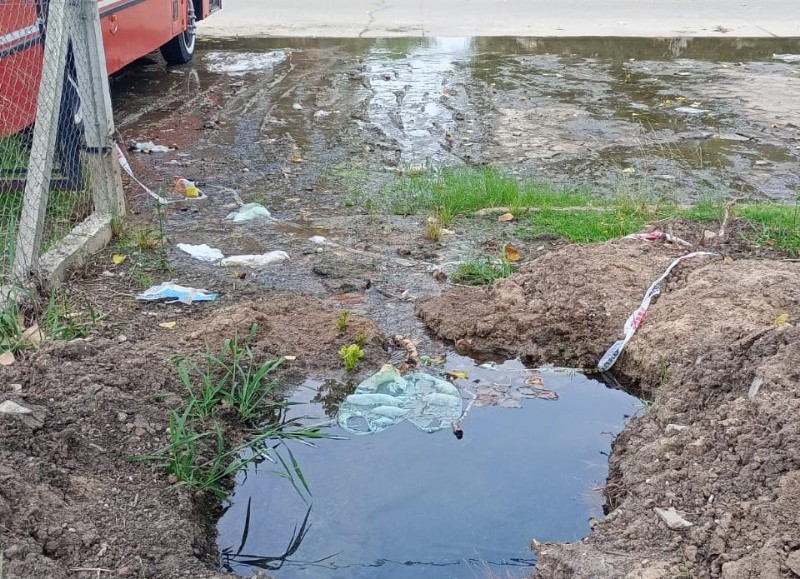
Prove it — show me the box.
[160,2,196,65]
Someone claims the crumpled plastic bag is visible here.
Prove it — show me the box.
[226,203,272,222]
[136,282,217,304]
[177,243,224,262]
[220,251,289,267]
[131,141,171,153]
[336,365,463,435]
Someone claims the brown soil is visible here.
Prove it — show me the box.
[417,225,800,578]
[0,295,386,579]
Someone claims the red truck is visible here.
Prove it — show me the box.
[0,0,221,136]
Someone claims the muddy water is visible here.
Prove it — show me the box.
[113,36,800,203]
[216,357,640,578]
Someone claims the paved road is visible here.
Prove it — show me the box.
[198,0,800,38]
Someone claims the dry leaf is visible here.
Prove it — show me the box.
[446,369,469,380]
[290,154,303,163]
[283,355,297,361]
[503,244,521,262]
[723,255,734,264]
[0,351,15,366]
[112,254,127,265]
[158,321,177,329]
[774,313,789,328]
[498,212,514,222]
[22,324,43,347]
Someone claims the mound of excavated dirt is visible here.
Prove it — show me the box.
[417,239,800,578]
[416,239,690,369]
[0,294,386,579]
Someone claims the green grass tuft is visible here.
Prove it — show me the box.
[450,257,516,286]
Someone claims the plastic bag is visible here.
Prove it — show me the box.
[336,365,463,435]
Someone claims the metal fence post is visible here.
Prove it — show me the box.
[12,0,70,284]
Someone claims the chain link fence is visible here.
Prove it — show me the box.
[1,0,123,299]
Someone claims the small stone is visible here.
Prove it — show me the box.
[703,230,717,241]
[786,551,800,576]
[117,412,128,422]
[10,384,22,393]
[0,400,32,415]
[666,423,690,435]
[116,335,128,343]
[654,507,693,530]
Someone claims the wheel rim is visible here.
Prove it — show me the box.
[182,2,196,52]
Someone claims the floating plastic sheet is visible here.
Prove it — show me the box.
[336,365,462,435]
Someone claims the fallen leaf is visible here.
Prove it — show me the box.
[290,154,303,163]
[22,324,43,347]
[774,313,789,328]
[0,351,14,366]
[283,355,297,361]
[498,212,515,222]
[159,321,177,329]
[503,244,521,262]
[112,254,127,265]
[723,255,734,264]
[446,369,469,380]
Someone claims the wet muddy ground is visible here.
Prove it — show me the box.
[1,36,800,579]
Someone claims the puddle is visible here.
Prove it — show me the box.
[203,50,289,75]
[216,355,641,578]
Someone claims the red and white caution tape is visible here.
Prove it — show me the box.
[598,251,719,372]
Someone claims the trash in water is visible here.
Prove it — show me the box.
[136,282,218,304]
[177,243,224,262]
[597,251,719,372]
[219,251,290,267]
[130,141,171,153]
[675,106,708,115]
[336,365,463,435]
[173,176,201,198]
[772,53,800,63]
[226,203,272,222]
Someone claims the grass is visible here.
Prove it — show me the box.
[177,323,285,423]
[518,206,653,243]
[738,202,800,256]
[41,284,99,341]
[376,166,592,225]
[133,323,325,500]
[451,257,516,286]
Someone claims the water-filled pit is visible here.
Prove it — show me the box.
[217,355,641,578]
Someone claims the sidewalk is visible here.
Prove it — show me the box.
[198,0,800,38]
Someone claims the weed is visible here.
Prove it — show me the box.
[41,285,97,341]
[336,310,350,333]
[132,325,325,500]
[354,331,367,348]
[423,213,443,241]
[738,202,800,256]
[0,298,27,354]
[339,343,365,371]
[658,356,670,387]
[450,257,515,286]
[177,323,285,423]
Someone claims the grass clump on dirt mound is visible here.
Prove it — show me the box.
[379,166,800,251]
[131,323,324,500]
